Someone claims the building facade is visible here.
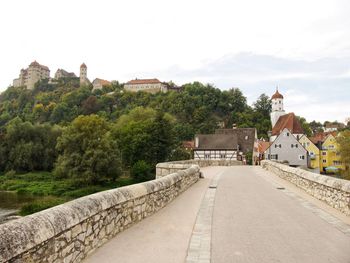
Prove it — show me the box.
[80,63,90,85]
[13,61,50,89]
[194,128,257,163]
[319,134,345,173]
[299,135,320,169]
[54,69,77,79]
[92,78,111,90]
[124,78,176,93]
[264,128,307,167]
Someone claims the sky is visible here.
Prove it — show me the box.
[0,0,349,123]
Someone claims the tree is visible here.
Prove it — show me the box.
[309,120,324,134]
[54,115,121,184]
[0,117,62,172]
[336,130,350,180]
[131,160,154,183]
[253,93,271,117]
[114,107,176,168]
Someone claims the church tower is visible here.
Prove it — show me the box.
[80,63,88,85]
[270,88,286,128]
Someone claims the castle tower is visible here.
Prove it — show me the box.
[80,63,88,85]
[270,88,286,128]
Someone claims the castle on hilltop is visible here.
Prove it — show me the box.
[13,61,50,89]
[13,61,93,90]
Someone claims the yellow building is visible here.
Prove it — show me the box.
[299,135,320,169]
[319,134,345,173]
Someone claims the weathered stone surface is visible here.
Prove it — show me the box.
[0,163,201,263]
[156,159,241,179]
[261,160,350,216]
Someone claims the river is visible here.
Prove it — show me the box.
[0,191,38,223]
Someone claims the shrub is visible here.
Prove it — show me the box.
[131,161,154,183]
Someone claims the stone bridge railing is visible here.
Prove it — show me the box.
[261,160,350,216]
[0,163,200,263]
[156,159,242,179]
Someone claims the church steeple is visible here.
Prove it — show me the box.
[270,87,286,128]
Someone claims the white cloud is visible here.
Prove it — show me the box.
[0,0,349,123]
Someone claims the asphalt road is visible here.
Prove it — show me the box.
[211,166,350,263]
[84,166,350,263]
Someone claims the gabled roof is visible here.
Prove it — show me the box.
[93,78,111,86]
[272,112,304,136]
[258,140,271,154]
[214,128,256,153]
[265,128,307,153]
[29,60,49,70]
[126,78,161,85]
[309,131,337,144]
[195,134,238,150]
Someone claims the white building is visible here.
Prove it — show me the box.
[124,78,180,93]
[265,128,308,167]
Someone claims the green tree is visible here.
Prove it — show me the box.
[54,115,121,184]
[131,160,154,183]
[0,117,61,172]
[336,130,350,180]
[114,107,176,168]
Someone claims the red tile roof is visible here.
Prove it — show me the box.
[93,78,111,86]
[126,78,161,85]
[309,131,337,144]
[258,141,271,154]
[271,89,283,99]
[272,112,304,136]
[182,141,195,149]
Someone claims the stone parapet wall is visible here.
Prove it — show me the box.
[156,159,242,179]
[261,160,350,216]
[0,165,200,263]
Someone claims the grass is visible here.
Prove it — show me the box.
[0,171,135,215]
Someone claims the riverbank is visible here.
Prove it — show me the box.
[0,171,134,219]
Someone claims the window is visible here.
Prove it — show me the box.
[299,155,305,160]
[328,145,334,149]
[220,154,226,159]
[279,101,281,104]
[322,152,326,156]
[286,132,290,136]
[291,144,294,148]
[333,161,342,165]
[323,159,326,163]
[204,154,210,159]
[271,154,278,160]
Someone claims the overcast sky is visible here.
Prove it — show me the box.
[0,0,349,123]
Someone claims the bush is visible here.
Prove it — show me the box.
[131,161,154,183]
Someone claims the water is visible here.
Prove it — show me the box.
[0,191,37,223]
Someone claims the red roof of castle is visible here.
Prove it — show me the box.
[126,78,161,85]
[272,113,304,136]
[29,60,49,70]
[80,63,87,68]
[271,89,284,99]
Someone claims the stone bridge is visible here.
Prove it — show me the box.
[0,160,349,263]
